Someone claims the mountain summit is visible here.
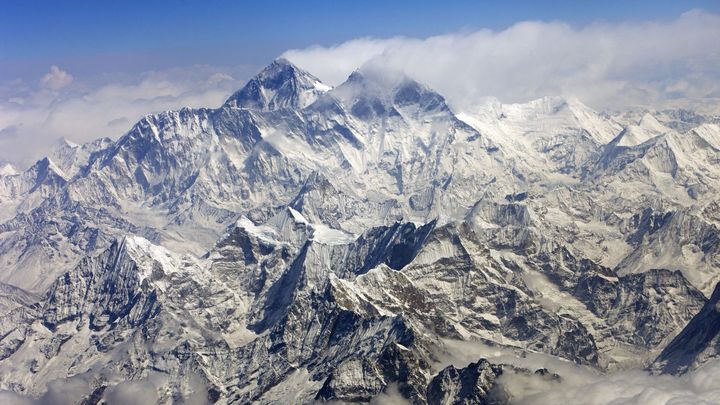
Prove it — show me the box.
[224,58,331,111]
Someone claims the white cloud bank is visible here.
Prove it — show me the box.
[438,340,720,405]
[508,360,720,405]
[283,10,720,114]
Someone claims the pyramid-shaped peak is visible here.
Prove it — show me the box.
[393,79,447,109]
[339,66,414,90]
[0,162,18,176]
[344,69,365,85]
[254,58,305,81]
[638,112,670,133]
[266,57,296,69]
[224,58,331,111]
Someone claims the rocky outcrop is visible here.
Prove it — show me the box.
[427,359,505,405]
[654,282,720,374]
[574,269,706,347]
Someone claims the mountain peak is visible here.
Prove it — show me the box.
[0,162,18,176]
[224,58,331,111]
[268,57,294,68]
[638,112,670,133]
[334,68,450,115]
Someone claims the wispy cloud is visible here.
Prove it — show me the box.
[0,64,254,167]
[283,10,720,114]
[39,66,74,91]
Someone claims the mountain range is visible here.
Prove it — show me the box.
[1,58,719,404]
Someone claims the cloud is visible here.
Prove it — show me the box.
[509,360,720,405]
[104,380,159,405]
[0,64,253,167]
[40,66,74,91]
[283,10,720,114]
[0,390,34,405]
[37,376,91,405]
[0,371,207,405]
[435,339,720,405]
[2,11,720,169]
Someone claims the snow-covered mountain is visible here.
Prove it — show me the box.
[0,58,719,403]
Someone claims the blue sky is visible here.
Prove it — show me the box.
[2,0,720,79]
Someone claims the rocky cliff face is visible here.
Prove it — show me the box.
[653,282,720,375]
[427,359,506,405]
